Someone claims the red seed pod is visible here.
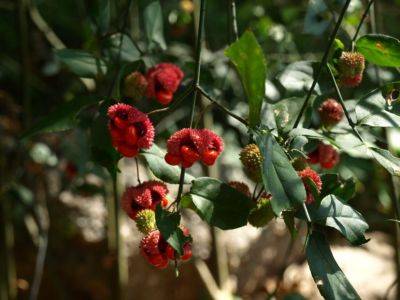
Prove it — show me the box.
[140,231,169,269]
[107,103,154,157]
[228,181,252,198]
[121,181,168,220]
[146,63,184,105]
[298,167,322,205]
[318,143,340,169]
[318,98,344,128]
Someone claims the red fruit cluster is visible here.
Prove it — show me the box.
[298,167,322,204]
[318,98,344,128]
[308,143,340,169]
[165,128,224,168]
[121,181,168,220]
[337,51,365,88]
[140,228,192,269]
[107,103,154,157]
[146,63,184,106]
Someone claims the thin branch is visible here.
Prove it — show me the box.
[351,0,375,50]
[228,0,238,42]
[326,64,364,143]
[135,157,141,184]
[197,86,248,126]
[27,0,95,91]
[302,202,312,224]
[292,0,352,129]
[194,259,224,300]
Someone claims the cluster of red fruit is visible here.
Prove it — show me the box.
[106,63,225,269]
[165,128,224,168]
[124,63,184,106]
[121,181,192,269]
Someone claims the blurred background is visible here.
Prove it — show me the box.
[1,0,400,299]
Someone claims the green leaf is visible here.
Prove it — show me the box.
[273,97,307,133]
[141,144,195,184]
[96,0,110,34]
[356,90,400,127]
[283,211,297,239]
[306,231,361,300]
[225,31,266,127]
[308,195,369,245]
[106,33,141,62]
[254,129,306,215]
[356,34,400,67]
[55,49,107,78]
[188,177,254,230]
[320,174,356,201]
[155,205,190,255]
[144,1,167,50]
[368,147,400,176]
[21,96,98,140]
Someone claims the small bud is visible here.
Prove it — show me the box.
[240,144,263,182]
[337,51,365,87]
[124,72,148,100]
[135,209,156,234]
[248,195,275,228]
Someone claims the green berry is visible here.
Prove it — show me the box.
[248,196,275,228]
[135,209,156,234]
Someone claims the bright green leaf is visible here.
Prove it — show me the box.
[368,147,400,176]
[306,231,361,299]
[55,49,107,78]
[188,177,254,229]
[254,128,306,215]
[356,34,400,67]
[141,144,195,184]
[225,31,266,127]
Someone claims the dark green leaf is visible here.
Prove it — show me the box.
[320,174,356,201]
[188,177,254,229]
[21,96,98,139]
[106,33,141,62]
[368,147,400,176]
[96,0,110,34]
[55,49,107,78]
[356,90,400,127]
[306,231,360,300]
[273,97,306,133]
[141,144,195,184]
[225,31,266,127]
[308,195,369,245]
[144,1,166,50]
[356,34,400,67]
[283,211,297,239]
[254,129,306,215]
[155,205,190,255]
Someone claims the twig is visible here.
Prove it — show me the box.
[351,0,375,51]
[326,64,364,143]
[197,86,248,126]
[302,202,312,224]
[194,259,225,300]
[135,157,141,184]
[228,0,238,42]
[292,0,352,129]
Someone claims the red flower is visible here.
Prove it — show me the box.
[165,128,224,168]
[121,181,168,220]
[318,99,344,128]
[298,167,322,205]
[107,103,154,157]
[140,231,169,269]
[166,227,192,261]
[146,63,184,105]
[308,143,340,169]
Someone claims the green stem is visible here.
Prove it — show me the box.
[293,0,351,129]
[326,64,364,143]
[175,0,207,206]
[228,0,238,42]
[197,86,248,126]
[351,0,375,51]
